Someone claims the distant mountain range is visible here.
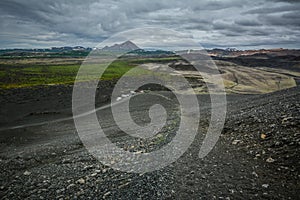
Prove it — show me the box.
[101,40,140,51]
[207,48,300,57]
[0,40,299,58]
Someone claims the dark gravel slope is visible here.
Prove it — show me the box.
[0,86,299,199]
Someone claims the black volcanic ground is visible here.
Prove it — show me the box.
[0,50,300,199]
[0,82,299,199]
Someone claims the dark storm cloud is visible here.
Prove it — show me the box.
[244,4,300,14]
[258,11,300,27]
[0,0,63,26]
[270,0,300,3]
[235,19,262,27]
[0,0,299,49]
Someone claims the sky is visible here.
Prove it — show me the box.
[0,0,299,49]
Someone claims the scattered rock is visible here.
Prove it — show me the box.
[281,117,293,124]
[83,165,93,170]
[90,173,97,177]
[121,94,130,98]
[103,191,111,198]
[232,140,241,145]
[23,171,31,176]
[266,157,275,163]
[56,188,65,194]
[262,184,269,188]
[252,171,258,177]
[67,184,75,189]
[76,178,85,184]
[110,160,116,165]
[260,133,267,139]
[118,182,130,189]
[134,151,143,154]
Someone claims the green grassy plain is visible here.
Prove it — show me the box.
[1,55,296,94]
[0,56,180,89]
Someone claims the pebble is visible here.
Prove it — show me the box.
[23,171,31,176]
[266,157,275,163]
[90,173,97,177]
[56,188,65,194]
[262,184,269,188]
[67,183,75,189]
[232,140,241,145]
[103,191,111,198]
[282,117,293,124]
[118,182,130,189]
[252,171,258,177]
[76,178,85,184]
[134,151,143,154]
[260,133,267,139]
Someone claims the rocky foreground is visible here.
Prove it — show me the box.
[0,85,299,199]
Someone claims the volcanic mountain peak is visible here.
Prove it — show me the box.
[102,40,140,51]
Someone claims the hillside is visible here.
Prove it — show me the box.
[0,84,299,199]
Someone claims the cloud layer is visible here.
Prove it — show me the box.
[0,0,299,49]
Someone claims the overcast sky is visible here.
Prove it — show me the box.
[0,0,299,49]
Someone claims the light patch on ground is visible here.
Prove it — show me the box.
[140,61,297,94]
